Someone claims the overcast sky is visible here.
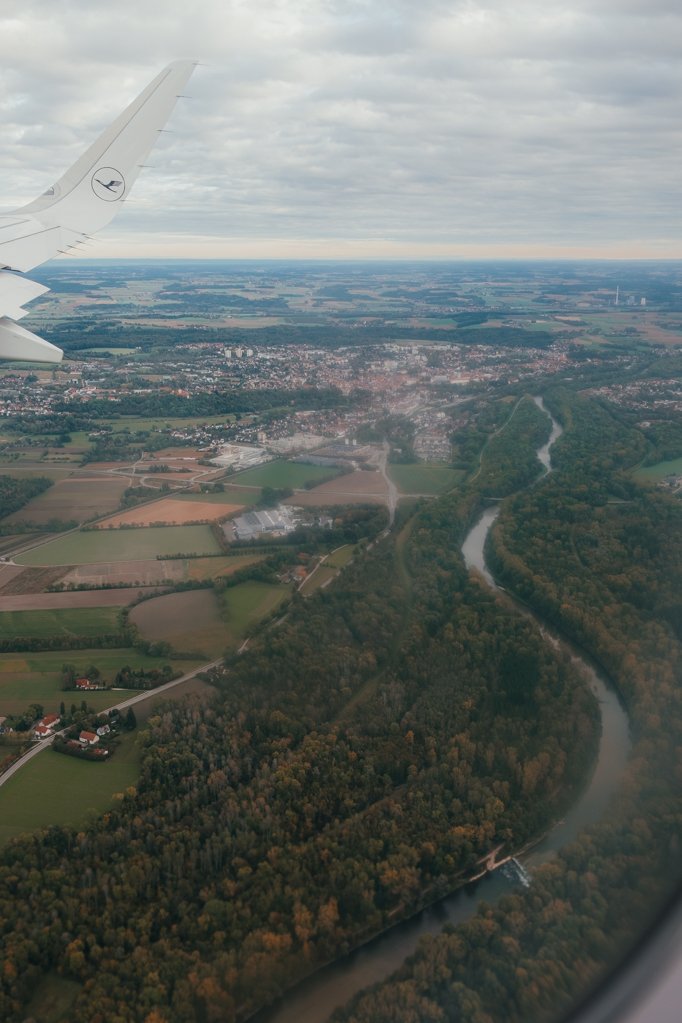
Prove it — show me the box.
[1,0,681,260]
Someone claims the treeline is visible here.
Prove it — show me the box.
[334,389,682,1023]
[54,386,349,419]
[0,474,52,519]
[0,432,598,1021]
[49,319,554,352]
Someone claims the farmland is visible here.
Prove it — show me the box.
[131,581,290,655]
[96,497,243,528]
[387,463,464,495]
[221,581,290,639]
[0,589,144,611]
[131,590,228,657]
[0,606,121,641]
[283,469,388,506]
[177,486,263,506]
[228,460,341,489]
[0,729,141,847]
[1,477,129,526]
[15,525,222,566]
[0,648,204,717]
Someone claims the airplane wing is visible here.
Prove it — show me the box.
[0,60,196,363]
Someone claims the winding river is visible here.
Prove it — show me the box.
[256,397,631,1023]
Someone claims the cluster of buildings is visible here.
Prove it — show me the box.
[230,505,297,541]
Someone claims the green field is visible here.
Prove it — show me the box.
[221,581,290,638]
[300,565,337,596]
[130,581,288,657]
[177,487,262,506]
[0,729,142,847]
[0,464,74,481]
[0,648,203,717]
[227,460,340,489]
[0,607,121,641]
[100,414,236,433]
[388,463,464,495]
[186,553,265,580]
[16,525,222,566]
[325,544,356,569]
[634,457,682,482]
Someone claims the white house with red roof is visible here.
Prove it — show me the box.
[79,730,99,746]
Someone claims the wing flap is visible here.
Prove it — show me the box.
[0,318,62,363]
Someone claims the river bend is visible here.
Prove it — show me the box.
[257,396,631,1023]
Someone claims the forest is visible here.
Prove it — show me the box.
[0,393,601,1023]
[333,391,682,1023]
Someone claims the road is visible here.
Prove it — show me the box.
[377,440,399,528]
[0,657,223,790]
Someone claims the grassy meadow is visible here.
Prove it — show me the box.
[16,525,222,565]
[227,460,339,489]
[387,463,464,495]
[0,607,121,641]
[0,730,141,847]
[634,457,682,482]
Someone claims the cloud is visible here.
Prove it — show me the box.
[1,0,681,258]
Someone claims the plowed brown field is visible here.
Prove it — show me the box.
[96,498,242,528]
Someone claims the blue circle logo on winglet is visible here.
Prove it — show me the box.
[91,168,126,202]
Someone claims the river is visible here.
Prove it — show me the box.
[256,397,631,1023]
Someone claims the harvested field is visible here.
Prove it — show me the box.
[96,498,242,528]
[61,559,185,587]
[0,566,69,595]
[0,564,25,591]
[187,554,265,580]
[60,553,265,588]
[284,470,389,506]
[0,589,147,611]
[0,536,30,557]
[1,477,128,526]
[131,590,228,657]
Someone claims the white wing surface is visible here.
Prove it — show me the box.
[0,60,196,363]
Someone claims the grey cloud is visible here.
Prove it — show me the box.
[1,0,681,256]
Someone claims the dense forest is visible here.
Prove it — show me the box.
[0,394,601,1023]
[333,391,682,1023]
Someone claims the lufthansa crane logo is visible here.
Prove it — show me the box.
[91,167,126,202]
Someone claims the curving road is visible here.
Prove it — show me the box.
[0,657,223,790]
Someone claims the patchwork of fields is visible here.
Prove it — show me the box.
[2,477,129,525]
[0,429,453,850]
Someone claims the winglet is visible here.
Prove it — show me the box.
[18,60,197,257]
[0,61,196,362]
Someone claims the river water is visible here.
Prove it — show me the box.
[257,397,631,1023]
